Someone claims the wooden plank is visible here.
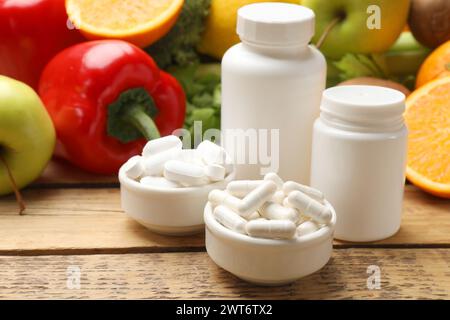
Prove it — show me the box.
[0,185,449,254]
[0,214,205,255]
[0,249,448,299]
[36,159,117,186]
[0,188,204,255]
[0,188,121,216]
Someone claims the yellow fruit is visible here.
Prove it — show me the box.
[416,40,450,88]
[404,76,450,198]
[66,0,183,48]
[198,0,300,59]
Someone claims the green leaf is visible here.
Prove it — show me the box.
[333,53,385,81]
[196,73,221,92]
[168,64,198,98]
[212,84,221,109]
[191,92,214,109]
[170,63,222,135]
[189,108,220,134]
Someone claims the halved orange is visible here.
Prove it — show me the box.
[405,76,450,198]
[66,0,184,48]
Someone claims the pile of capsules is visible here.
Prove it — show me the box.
[208,173,332,240]
[122,135,233,188]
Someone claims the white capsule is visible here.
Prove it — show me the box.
[296,215,308,226]
[163,160,207,186]
[143,147,180,176]
[283,200,317,225]
[204,164,226,182]
[296,221,319,237]
[226,180,264,197]
[240,181,277,217]
[213,205,247,234]
[245,220,296,239]
[288,191,332,224]
[271,190,285,204]
[210,182,277,218]
[123,155,144,179]
[246,211,261,221]
[283,181,325,203]
[264,172,284,190]
[208,190,246,216]
[197,140,227,165]
[140,176,181,188]
[259,201,299,223]
[282,197,293,208]
[142,135,182,158]
[177,149,204,166]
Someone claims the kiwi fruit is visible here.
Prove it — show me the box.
[408,0,450,48]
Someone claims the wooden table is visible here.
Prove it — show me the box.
[0,159,449,299]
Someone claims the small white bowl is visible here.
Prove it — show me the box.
[119,167,235,236]
[204,201,336,285]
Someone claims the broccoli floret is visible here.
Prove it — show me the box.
[146,0,211,69]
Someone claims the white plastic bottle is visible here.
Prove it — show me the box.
[310,85,408,242]
[221,2,326,182]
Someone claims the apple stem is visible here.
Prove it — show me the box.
[0,153,25,215]
[315,17,341,49]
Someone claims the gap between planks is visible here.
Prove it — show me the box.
[2,243,450,257]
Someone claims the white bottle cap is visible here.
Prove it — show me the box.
[237,2,315,46]
[321,85,406,128]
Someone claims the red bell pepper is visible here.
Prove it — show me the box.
[0,0,84,89]
[39,40,186,174]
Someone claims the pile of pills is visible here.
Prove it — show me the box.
[122,135,233,188]
[208,173,332,240]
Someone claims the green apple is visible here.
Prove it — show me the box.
[303,0,410,59]
[0,76,55,200]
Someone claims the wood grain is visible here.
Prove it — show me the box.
[0,188,121,216]
[0,188,204,255]
[0,249,448,299]
[36,159,117,186]
[0,185,449,255]
[0,214,205,255]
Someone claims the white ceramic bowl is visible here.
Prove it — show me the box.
[119,167,235,236]
[204,201,336,285]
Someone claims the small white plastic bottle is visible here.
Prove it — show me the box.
[221,2,326,182]
[310,85,408,242]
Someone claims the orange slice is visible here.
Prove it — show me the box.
[66,0,184,48]
[405,76,450,198]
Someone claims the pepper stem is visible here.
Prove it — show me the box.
[0,152,25,215]
[124,106,161,141]
[107,87,160,143]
